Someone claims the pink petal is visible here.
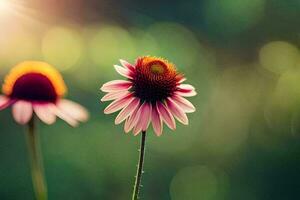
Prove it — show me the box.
[172,95,196,113]
[101,90,129,102]
[104,93,133,114]
[166,98,188,125]
[130,106,144,134]
[177,84,197,97]
[57,99,89,122]
[178,84,195,91]
[100,80,132,92]
[12,101,33,125]
[115,98,140,124]
[141,103,152,131]
[133,103,152,136]
[151,105,163,136]
[114,65,133,79]
[156,101,176,130]
[178,77,186,83]
[175,90,197,97]
[133,124,142,136]
[132,115,143,135]
[120,59,135,71]
[124,104,141,133]
[33,103,56,125]
[0,95,11,110]
[52,105,78,127]
[124,118,130,133]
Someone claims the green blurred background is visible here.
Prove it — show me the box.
[1,0,300,199]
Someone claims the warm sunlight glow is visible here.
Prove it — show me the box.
[0,0,12,12]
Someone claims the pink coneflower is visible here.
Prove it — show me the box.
[100,56,196,200]
[101,56,196,136]
[0,61,89,200]
[0,61,89,126]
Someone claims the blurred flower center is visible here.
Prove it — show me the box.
[10,73,57,102]
[132,57,181,103]
[2,61,67,102]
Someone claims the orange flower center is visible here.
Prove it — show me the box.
[132,56,182,102]
[150,63,166,74]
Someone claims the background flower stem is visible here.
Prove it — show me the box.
[132,131,147,200]
[26,116,48,200]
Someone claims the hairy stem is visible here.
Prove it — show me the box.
[132,131,147,200]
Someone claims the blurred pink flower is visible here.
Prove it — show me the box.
[101,56,196,136]
[0,61,89,126]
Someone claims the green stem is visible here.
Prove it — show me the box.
[26,116,48,200]
[132,131,147,200]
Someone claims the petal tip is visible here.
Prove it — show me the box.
[133,131,141,136]
[155,131,163,137]
[100,86,105,92]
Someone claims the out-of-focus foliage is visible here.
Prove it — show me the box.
[0,0,300,199]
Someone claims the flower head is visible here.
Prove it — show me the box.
[101,56,196,136]
[0,61,89,126]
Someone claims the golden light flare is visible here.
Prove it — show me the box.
[0,0,20,13]
[0,0,38,20]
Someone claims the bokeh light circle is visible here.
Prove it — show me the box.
[88,24,136,71]
[42,26,83,71]
[259,41,299,74]
[273,68,300,108]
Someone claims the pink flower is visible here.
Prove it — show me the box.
[0,61,89,126]
[101,56,196,136]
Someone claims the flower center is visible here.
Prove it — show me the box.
[10,73,58,102]
[132,57,181,103]
[150,64,165,74]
